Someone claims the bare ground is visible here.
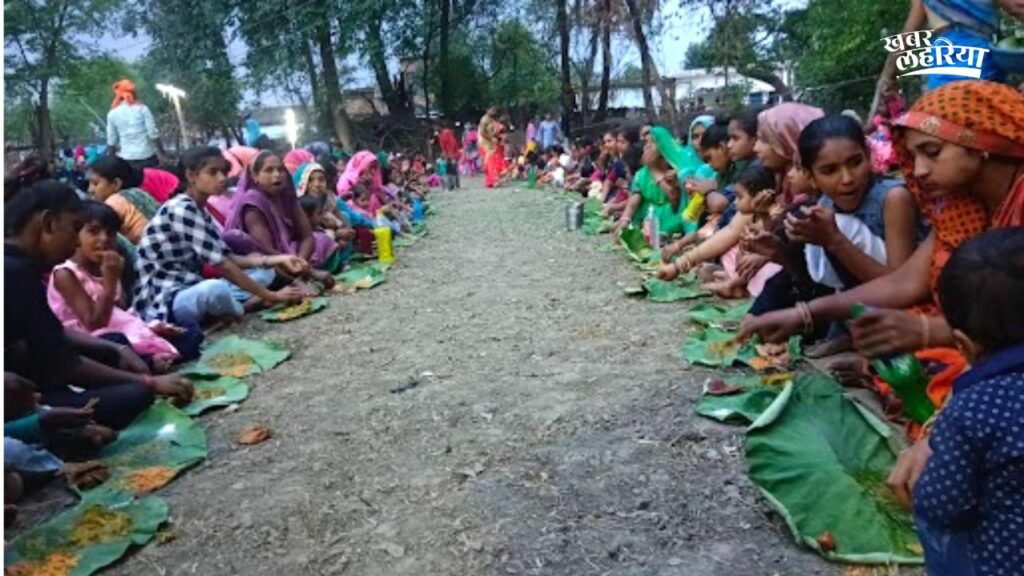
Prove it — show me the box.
[102,179,851,575]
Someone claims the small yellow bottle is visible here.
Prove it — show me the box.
[374,224,395,264]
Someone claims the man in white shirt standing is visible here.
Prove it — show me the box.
[538,113,562,152]
[106,79,168,169]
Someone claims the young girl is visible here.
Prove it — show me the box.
[48,201,185,371]
[6,180,192,429]
[658,164,782,298]
[791,115,921,288]
[87,155,160,244]
[133,147,307,327]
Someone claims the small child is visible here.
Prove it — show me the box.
[47,201,188,369]
[661,191,729,260]
[912,227,1024,576]
[299,194,329,237]
[659,164,782,298]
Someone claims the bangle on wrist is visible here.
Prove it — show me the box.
[796,301,814,335]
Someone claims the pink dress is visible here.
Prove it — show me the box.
[47,261,179,359]
[720,246,782,297]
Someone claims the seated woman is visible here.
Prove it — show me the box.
[338,151,405,234]
[613,126,691,238]
[5,180,193,429]
[47,201,192,370]
[295,162,356,269]
[739,81,1024,499]
[87,155,159,244]
[745,115,925,322]
[223,151,338,284]
[134,147,308,327]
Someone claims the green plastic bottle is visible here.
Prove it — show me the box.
[851,304,935,424]
[527,165,537,188]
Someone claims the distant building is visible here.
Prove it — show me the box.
[576,66,791,116]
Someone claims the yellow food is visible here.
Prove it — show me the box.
[5,552,79,576]
[193,387,226,401]
[207,353,256,378]
[273,299,313,320]
[352,277,375,289]
[68,505,133,548]
[119,466,177,494]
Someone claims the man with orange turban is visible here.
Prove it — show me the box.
[106,79,168,169]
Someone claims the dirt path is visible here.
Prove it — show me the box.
[113,180,840,575]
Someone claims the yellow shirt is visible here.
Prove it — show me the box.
[106,193,149,244]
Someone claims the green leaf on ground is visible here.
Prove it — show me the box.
[183,336,291,379]
[695,375,785,424]
[83,402,207,501]
[4,492,169,576]
[746,373,922,564]
[681,328,801,370]
[642,277,708,303]
[182,376,249,417]
[334,263,388,290]
[687,300,753,328]
[619,227,656,263]
[259,297,328,322]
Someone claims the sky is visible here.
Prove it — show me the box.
[91,0,807,108]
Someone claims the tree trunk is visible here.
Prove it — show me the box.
[648,58,677,124]
[363,12,407,116]
[304,36,334,138]
[556,0,573,138]
[595,0,612,122]
[579,18,601,125]
[317,21,356,151]
[624,0,655,122]
[438,0,451,116]
[37,78,54,159]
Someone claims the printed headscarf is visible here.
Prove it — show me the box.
[283,149,314,176]
[293,162,326,197]
[894,80,1024,294]
[111,79,138,109]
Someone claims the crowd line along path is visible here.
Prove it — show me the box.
[110,179,853,575]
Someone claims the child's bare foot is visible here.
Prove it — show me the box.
[827,356,872,388]
[82,424,117,447]
[152,356,175,374]
[704,277,749,299]
[61,461,109,489]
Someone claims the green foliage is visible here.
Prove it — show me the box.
[50,56,147,142]
[135,0,240,134]
[487,21,560,112]
[788,0,911,112]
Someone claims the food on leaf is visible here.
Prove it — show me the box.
[206,353,255,378]
[119,466,177,494]
[817,531,836,553]
[68,506,133,548]
[5,552,79,576]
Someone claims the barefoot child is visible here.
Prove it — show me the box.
[658,164,781,298]
[913,227,1024,576]
[47,201,185,370]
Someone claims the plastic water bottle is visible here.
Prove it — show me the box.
[851,304,935,424]
[412,198,424,223]
[527,165,537,188]
[643,206,660,248]
[374,212,395,264]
